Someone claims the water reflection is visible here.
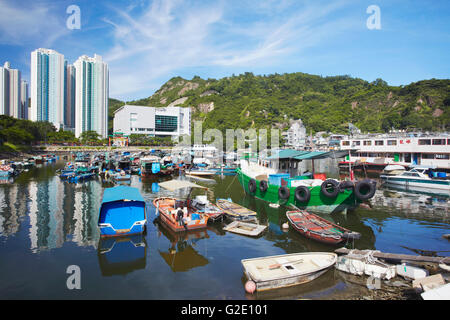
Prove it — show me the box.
[156,220,209,272]
[97,234,147,276]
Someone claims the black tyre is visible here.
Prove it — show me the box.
[278,186,290,200]
[259,180,268,193]
[248,179,257,193]
[354,179,376,200]
[338,180,354,192]
[321,179,339,198]
[294,186,311,203]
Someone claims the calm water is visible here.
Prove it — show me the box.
[0,160,448,299]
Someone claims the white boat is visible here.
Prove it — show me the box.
[223,221,266,237]
[335,252,396,280]
[380,167,450,195]
[241,252,337,292]
[185,168,216,177]
[382,164,406,176]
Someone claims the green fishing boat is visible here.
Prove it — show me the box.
[236,151,377,214]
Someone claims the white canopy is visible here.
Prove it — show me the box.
[158,179,207,192]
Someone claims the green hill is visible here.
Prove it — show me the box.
[111,72,450,135]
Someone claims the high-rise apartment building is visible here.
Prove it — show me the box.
[0,62,21,118]
[74,54,109,139]
[20,80,28,120]
[64,63,75,129]
[30,48,65,129]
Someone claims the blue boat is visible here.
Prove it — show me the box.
[98,186,147,237]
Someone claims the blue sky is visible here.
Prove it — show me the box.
[0,0,449,101]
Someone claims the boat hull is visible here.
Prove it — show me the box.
[236,168,357,214]
[381,175,450,191]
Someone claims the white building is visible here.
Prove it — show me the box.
[74,54,109,138]
[0,62,21,118]
[340,132,450,170]
[113,105,190,138]
[30,49,65,129]
[282,119,307,149]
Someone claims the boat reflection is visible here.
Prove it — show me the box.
[157,220,210,272]
[97,234,147,276]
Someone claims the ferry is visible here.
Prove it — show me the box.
[338,132,450,172]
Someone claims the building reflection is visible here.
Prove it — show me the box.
[0,176,102,252]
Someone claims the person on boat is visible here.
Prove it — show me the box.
[177,206,184,226]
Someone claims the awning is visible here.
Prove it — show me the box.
[265,149,309,160]
[102,186,145,203]
[158,179,207,191]
[293,150,349,160]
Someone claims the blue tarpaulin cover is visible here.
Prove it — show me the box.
[101,186,145,204]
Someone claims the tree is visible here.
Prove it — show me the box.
[80,131,101,145]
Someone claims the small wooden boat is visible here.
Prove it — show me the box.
[242,252,337,292]
[153,197,209,232]
[286,210,360,245]
[216,198,257,221]
[223,221,267,237]
[98,186,147,237]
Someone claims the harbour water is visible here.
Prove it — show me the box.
[0,159,448,299]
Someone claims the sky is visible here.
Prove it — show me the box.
[0,0,449,102]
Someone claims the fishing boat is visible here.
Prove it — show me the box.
[98,186,147,237]
[153,197,209,232]
[380,166,450,195]
[241,252,337,292]
[286,210,361,245]
[223,221,267,237]
[216,198,258,221]
[153,180,213,232]
[140,156,161,178]
[237,157,377,214]
[68,172,95,183]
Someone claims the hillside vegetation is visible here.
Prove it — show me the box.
[116,72,449,135]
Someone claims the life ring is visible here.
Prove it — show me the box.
[278,186,290,200]
[338,180,354,192]
[354,179,376,201]
[248,179,257,193]
[321,179,339,198]
[294,186,310,203]
[259,180,268,193]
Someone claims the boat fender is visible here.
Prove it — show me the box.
[338,180,354,192]
[321,179,339,198]
[245,280,256,294]
[294,186,311,203]
[259,180,268,193]
[278,186,290,200]
[354,179,376,201]
[248,179,257,193]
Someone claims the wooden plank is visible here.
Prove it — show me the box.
[335,248,450,265]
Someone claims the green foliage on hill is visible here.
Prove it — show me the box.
[113,72,450,135]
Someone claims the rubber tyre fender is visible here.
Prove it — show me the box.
[338,180,354,192]
[321,179,339,198]
[278,186,290,200]
[259,180,268,193]
[248,178,257,193]
[294,186,311,203]
[354,179,376,201]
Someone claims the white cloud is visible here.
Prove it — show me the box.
[102,0,355,100]
[0,1,68,47]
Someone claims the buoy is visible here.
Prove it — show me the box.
[244,280,256,294]
[282,223,289,229]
